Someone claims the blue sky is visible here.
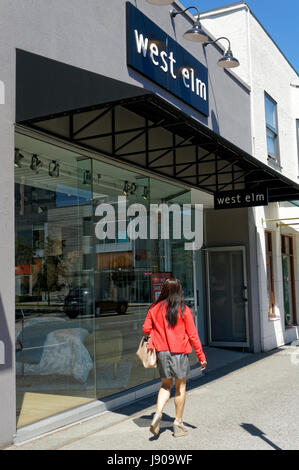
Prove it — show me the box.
[180,0,299,73]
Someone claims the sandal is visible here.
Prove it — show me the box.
[173,420,188,437]
[150,411,162,436]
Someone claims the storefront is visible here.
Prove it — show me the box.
[1,0,299,447]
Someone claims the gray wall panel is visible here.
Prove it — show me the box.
[0,0,252,446]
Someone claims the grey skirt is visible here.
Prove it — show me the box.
[157,351,190,379]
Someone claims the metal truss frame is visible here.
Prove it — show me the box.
[22,94,299,202]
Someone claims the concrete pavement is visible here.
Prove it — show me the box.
[6,345,299,450]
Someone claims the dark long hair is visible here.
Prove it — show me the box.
[155,277,185,328]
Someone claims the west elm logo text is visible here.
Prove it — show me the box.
[134,30,207,102]
[127,3,209,116]
[95,197,203,251]
[214,189,269,210]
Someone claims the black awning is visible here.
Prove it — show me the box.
[16,50,299,203]
[16,49,151,123]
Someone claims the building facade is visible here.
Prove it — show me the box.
[0,0,298,447]
[201,1,299,351]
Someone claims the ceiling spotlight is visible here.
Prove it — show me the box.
[83,170,92,185]
[30,154,42,173]
[123,181,130,196]
[146,0,173,5]
[143,186,150,200]
[14,149,25,168]
[49,160,60,178]
[170,6,209,43]
[130,183,137,196]
[204,37,240,69]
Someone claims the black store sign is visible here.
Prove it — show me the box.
[126,2,209,116]
[214,188,269,210]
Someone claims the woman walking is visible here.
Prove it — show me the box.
[143,277,207,438]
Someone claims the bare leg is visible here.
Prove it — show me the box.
[156,378,173,413]
[174,377,186,423]
[150,378,173,435]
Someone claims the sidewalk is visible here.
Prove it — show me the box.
[6,345,299,450]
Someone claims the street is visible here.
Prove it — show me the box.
[7,344,299,451]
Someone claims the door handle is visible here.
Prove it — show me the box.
[242,286,248,302]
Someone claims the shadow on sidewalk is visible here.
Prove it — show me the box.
[241,423,282,451]
[132,412,197,441]
[108,347,282,423]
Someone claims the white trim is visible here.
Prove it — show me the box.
[200,3,247,19]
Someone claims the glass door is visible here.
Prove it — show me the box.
[206,246,249,347]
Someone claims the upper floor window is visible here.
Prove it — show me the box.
[265,92,280,163]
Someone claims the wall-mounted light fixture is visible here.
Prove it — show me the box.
[147,2,240,69]
[146,0,173,5]
[30,154,42,173]
[204,37,240,69]
[170,6,209,43]
[14,149,25,168]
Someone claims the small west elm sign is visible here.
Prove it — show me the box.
[126,2,209,116]
[214,188,269,210]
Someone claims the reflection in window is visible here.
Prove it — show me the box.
[14,133,200,429]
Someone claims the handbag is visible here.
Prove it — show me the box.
[136,336,157,369]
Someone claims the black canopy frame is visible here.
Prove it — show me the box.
[19,93,299,203]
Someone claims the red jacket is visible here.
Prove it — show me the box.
[142,301,206,363]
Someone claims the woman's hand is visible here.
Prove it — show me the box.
[200,360,207,370]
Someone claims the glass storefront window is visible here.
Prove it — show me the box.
[15,132,200,428]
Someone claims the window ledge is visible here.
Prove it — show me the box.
[267,157,283,170]
[285,324,298,329]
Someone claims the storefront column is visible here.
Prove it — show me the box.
[0,54,16,448]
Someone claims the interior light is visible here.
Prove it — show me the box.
[30,154,42,173]
[14,149,25,168]
[123,181,130,196]
[49,160,60,178]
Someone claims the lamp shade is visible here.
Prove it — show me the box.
[217,49,240,69]
[183,21,209,43]
[146,0,173,4]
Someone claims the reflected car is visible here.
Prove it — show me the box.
[64,288,128,319]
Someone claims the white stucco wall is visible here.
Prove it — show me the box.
[201,2,299,351]
[201,2,299,180]
[254,204,299,351]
